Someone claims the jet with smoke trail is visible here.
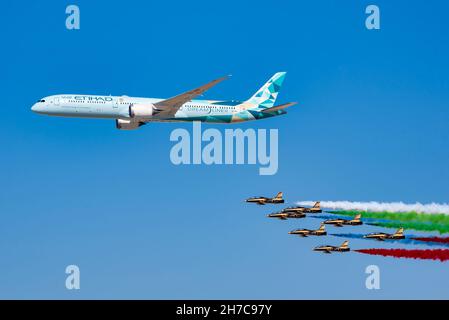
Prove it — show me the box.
[281,202,322,214]
[331,233,449,247]
[364,227,405,241]
[327,210,449,226]
[267,211,306,220]
[314,240,350,254]
[324,214,363,227]
[355,248,449,262]
[367,221,449,235]
[297,200,449,214]
[289,223,327,237]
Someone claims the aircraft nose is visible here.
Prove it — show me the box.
[31,103,43,113]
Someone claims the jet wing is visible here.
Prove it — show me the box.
[335,223,344,227]
[153,75,230,117]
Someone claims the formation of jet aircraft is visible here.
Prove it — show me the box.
[246,194,350,252]
[363,227,405,241]
[323,214,363,227]
[246,192,284,205]
[245,194,407,254]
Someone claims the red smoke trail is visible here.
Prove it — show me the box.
[412,237,449,244]
[355,249,449,262]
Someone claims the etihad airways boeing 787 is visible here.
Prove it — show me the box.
[31,72,296,130]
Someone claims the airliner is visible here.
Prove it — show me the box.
[31,72,296,130]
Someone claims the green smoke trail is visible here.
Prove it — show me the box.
[369,221,449,234]
[330,210,449,225]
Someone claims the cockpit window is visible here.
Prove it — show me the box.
[36,99,46,103]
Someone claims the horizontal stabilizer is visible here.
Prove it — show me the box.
[261,102,297,113]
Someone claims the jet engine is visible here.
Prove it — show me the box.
[115,119,142,130]
[129,103,155,118]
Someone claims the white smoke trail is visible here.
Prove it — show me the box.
[296,201,449,214]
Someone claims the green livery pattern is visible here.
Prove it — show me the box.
[168,72,289,123]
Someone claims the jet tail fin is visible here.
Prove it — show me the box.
[354,214,362,220]
[340,241,349,249]
[274,192,283,200]
[245,72,286,110]
[394,227,404,236]
[313,201,321,209]
[318,223,325,231]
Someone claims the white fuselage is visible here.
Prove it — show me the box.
[31,94,241,121]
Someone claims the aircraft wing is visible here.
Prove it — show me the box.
[153,75,230,117]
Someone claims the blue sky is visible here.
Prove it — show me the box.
[1,0,449,298]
